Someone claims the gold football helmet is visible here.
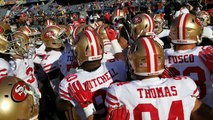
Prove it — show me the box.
[0,76,39,120]
[72,24,94,42]
[128,37,164,76]
[41,25,66,49]
[18,26,41,46]
[197,10,210,27]
[170,13,203,44]
[131,13,155,40]
[12,31,31,57]
[112,9,126,24]
[0,21,11,36]
[153,14,165,35]
[74,30,104,66]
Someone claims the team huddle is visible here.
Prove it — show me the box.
[0,1,212,120]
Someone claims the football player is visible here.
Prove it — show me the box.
[0,35,13,79]
[39,25,65,93]
[8,31,41,98]
[164,13,213,108]
[39,24,75,120]
[59,28,127,120]
[105,37,213,120]
[153,13,171,49]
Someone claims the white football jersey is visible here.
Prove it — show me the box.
[202,26,213,40]
[164,46,213,108]
[157,29,170,38]
[10,58,40,97]
[0,58,13,79]
[40,50,62,92]
[58,50,78,76]
[105,77,199,120]
[40,50,62,74]
[33,43,47,64]
[101,52,115,63]
[59,59,127,119]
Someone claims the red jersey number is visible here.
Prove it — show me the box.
[133,100,184,120]
[169,66,206,99]
[26,67,35,83]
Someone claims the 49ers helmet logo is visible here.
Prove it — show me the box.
[11,81,30,102]
[132,16,142,24]
[44,31,55,39]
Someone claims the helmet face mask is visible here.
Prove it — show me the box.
[170,13,203,45]
[197,11,210,27]
[153,14,164,34]
[12,32,31,57]
[18,26,41,49]
[128,37,164,76]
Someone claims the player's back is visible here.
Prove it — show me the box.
[164,46,212,107]
[59,59,127,119]
[106,77,198,120]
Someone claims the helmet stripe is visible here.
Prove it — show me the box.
[177,15,181,39]
[47,20,50,26]
[148,37,157,71]
[143,14,154,33]
[182,13,189,40]
[73,26,79,39]
[85,30,100,56]
[178,13,188,40]
[116,9,120,16]
[93,31,101,55]
[141,38,151,72]
[141,37,157,73]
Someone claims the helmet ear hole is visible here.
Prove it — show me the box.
[4,95,9,98]
[145,24,148,29]
[85,45,89,56]
[192,18,195,23]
